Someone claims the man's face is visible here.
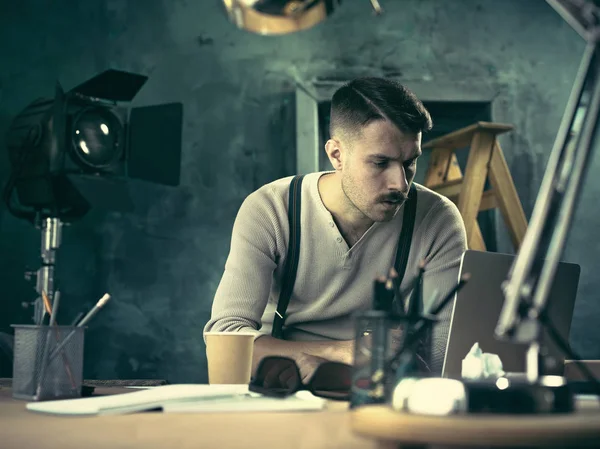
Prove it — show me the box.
[339,120,422,222]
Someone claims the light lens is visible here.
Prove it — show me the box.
[72,108,123,168]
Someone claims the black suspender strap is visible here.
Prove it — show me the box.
[272,178,417,338]
[391,183,418,313]
[394,183,418,283]
[271,175,304,339]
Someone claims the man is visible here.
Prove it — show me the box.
[204,77,467,380]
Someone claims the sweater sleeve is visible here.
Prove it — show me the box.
[203,187,283,339]
[419,197,468,374]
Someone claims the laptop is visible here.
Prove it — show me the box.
[441,250,581,379]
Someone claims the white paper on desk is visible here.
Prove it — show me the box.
[26,384,251,416]
[163,390,326,413]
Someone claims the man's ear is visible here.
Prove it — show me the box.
[325,139,343,171]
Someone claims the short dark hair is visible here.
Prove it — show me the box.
[329,77,433,140]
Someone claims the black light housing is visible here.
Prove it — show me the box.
[4,69,183,223]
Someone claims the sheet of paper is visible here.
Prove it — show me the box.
[162,391,326,413]
[26,384,250,416]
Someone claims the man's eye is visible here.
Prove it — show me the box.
[373,161,388,168]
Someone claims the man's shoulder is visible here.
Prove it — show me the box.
[411,182,468,254]
[234,172,324,240]
[250,175,295,199]
[245,172,322,206]
[412,182,465,231]
[413,182,457,212]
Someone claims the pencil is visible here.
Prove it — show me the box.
[38,290,77,390]
[41,291,52,324]
[48,293,111,363]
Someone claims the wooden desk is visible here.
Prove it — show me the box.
[4,385,599,449]
[0,386,375,449]
[352,402,600,449]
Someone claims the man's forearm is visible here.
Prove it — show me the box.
[252,335,354,372]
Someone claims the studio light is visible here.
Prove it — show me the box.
[2,69,184,324]
[4,69,183,223]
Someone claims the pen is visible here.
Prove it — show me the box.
[48,293,111,363]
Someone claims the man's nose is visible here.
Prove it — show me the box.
[387,164,409,192]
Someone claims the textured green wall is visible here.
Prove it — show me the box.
[0,0,597,382]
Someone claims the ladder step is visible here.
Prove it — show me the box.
[422,122,527,252]
[423,121,513,151]
[431,181,497,211]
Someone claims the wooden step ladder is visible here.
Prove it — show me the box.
[422,122,528,251]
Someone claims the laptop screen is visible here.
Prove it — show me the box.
[441,250,580,378]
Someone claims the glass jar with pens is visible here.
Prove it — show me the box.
[351,310,413,407]
[11,291,111,401]
[351,269,420,408]
[350,267,470,408]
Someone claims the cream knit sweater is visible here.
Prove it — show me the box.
[204,171,468,373]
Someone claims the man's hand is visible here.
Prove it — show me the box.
[252,336,355,376]
[260,359,301,390]
[255,353,331,389]
[295,353,331,382]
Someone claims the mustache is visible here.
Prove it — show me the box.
[380,191,409,203]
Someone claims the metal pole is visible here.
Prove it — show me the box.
[30,217,62,324]
[496,0,600,384]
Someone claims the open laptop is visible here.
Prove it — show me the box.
[441,250,581,379]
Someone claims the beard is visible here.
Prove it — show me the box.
[341,174,410,222]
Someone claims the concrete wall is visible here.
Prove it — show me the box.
[0,0,597,383]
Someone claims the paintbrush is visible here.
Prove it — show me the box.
[387,273,472,372]
[373,275,393,311]
[387,259,428,315]
[407,263,426,322]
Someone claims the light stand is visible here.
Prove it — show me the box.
[24,217,63,325]
[2,69,183,327]
[495,0,600,404]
